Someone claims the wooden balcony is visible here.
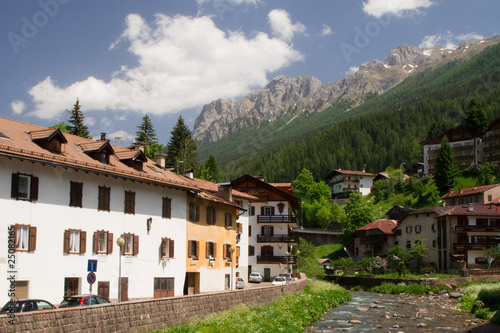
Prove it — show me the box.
[257,215,298,224]
[454,240,500,251]
[455,225,500,232]
[257,234,296,243]
[257,255,297,264]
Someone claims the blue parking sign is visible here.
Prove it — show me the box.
[88,259,97,272]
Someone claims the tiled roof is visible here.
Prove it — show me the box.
[436,204,500,217]
[79,140,112,153]
[180,176,257,205]
[327,169,376,178]
[0,117,197,191]
[441,184,500,199]
[358,219,397,234]
[29,128,66,142]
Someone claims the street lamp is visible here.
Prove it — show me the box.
[229,246,235,290]
[116,236,125,303]
[296,250,301,279]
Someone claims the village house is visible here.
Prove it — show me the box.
[325,169,376,198]
[441,184,500,206]
[352,219,398,261]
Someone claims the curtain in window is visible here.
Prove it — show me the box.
[70,231,80,252]
[16,226,29,250]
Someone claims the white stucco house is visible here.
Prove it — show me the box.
[325,169,376,198]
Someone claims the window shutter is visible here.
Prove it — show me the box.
[223,244,227,259]
[270,226,274,236]
[161,238,166,258]
[261,226,264,234]
[30,176,39,201]
[80,231,87,254]
[107,232,113,254]
[261,207,264,215]
[11,173,19,198]
[213,242,216,258]
[93,232,98,253]
[169,239,175,258]
[133,235,139,255]
[205,242,210,258]
[64,230,70,254]
[188,241,192,257]
[195,241,199,258]
[121,234,125,255]
[12,225,17,252]
[28,226,37,252]
[270,206,275,215]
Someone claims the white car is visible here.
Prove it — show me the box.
[279,273,293,282]
[271,276,287,286]
[235,277,245,289]
[248,272,263,283]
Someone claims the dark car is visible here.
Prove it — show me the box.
[0,299,56,313]
[59,295,111,308]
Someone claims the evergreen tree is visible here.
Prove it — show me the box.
[434,136,460,193]
[464,97,488,165]
[135,114,158,158]
[67,99,91,138]
[166,116,198,174]
[205,155,221,182]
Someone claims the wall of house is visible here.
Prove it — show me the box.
[0,158,188,306]
[0,279,308,333]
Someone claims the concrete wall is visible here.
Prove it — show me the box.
[0,278,308,333]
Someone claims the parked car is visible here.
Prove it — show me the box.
[279,273,293,282]
[271,276,287,286]
[0,299,56,313]
[235,277,245,289]
[59,295,111,308]
[248,272,263,283]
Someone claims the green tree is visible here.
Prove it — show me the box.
[67,99,91,138]
[292,169,315,202]
[135,114,157,158]
[49,121,70,133]
[195,165,215,182]
[434,136,460,193]
[484,245,500,268]
[205,155,221,182]
[387,244,410,277]
[409,236,429,274]
[478,162,496,185]
[341,193,372,242]
[297,239,325,280]
[166,116,198,174]
[464,97,488,165]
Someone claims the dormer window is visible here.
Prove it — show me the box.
[30,128,67,154]
[100,152,109,164]
[115,148,147,172]
[79,140,115,165]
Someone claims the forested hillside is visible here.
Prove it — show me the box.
[199,42,500,182]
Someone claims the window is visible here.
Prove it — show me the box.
[488,195,493,201]
[161,237,175,258]
[261,245,273,256]
[206,241,216,259]
[432,240,437,248]
[249,206,255,216]
[93,230,113,254]
[70,181,83,208]
[262,225,273,236]
[154,278,174,298]
[406,240,411,249]
[189,203,200,222]
[225,274,230,289]
[64,277,79,297]
[236,223,242,234]
[12,224,37,252]
[432,223,437,232]
[188,240,199,259]
[162,197,171,219]
[394,229,402,236]
[406,226,412,233]
[248,225,252,237]
[223,244,233,260]
[64,229,86,254]
[206,207,216,225]
[121,233,139,256]
[98,186,110,212]
[11,173,38,201]
[100,152,109,164]
[261,206,275,216]
[415,225,421,233]
[124,191,135,215]
[225,213,233,229]
[249,245,255,256]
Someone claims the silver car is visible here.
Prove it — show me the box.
[235,277,245,289]
[248,272,263,283]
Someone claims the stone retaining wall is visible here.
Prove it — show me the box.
[0,278,308,333]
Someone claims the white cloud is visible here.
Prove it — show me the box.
[11,100,26,115]
[86,117,96,126]
[456,33,485,42]
[26,13,303,120]
[345,67,359,76]
[320,24,333,37]
[268,9,306,42]
[418,31,481,49]
[362,0,434,18]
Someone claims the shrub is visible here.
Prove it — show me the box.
[461,282,500,321]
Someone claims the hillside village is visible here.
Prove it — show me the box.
[2,112,500,309]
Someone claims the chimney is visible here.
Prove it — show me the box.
[185,169,194,179]
[155,154,165,169]
[134,141,144,152]
[100,132,106,140]
[217,183,232,202]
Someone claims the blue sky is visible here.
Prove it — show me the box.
[1,0,499,147]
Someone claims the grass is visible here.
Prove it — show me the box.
[155,280,351,333]
[313,243,343,260]
[369,281,452,295]
[460,282,500,324]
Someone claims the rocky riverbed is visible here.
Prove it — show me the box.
[306,290,499,332]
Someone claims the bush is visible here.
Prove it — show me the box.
[461,282,500,321]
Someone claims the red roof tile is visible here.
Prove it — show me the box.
[441,184,500,199]
[358,219,398,234]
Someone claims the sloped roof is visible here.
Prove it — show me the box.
[0,117,197,192]
[114,148,148,162]
[29,128,67,143]
[441,184,500,199]
[436,204,500,217]
[358,219,398,234]
[326,169,376,179]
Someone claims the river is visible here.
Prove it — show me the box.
[306,291,498,332]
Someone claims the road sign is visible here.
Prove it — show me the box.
[87,272,96,285]
[88,259,97,272]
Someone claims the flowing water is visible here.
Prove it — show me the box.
[306,291,497,332]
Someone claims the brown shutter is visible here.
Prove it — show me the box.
[28,226,37,252]
[12,225,17,252]
[213,242,216,258]
[205,242,209,258]
[195,241,199,258]
[80,231,87,254]
[261,207,264,215]
[223,244,227,259]
[107,232,113,254]
[271,206,275,215]
[161,238,166,258]
[169,239,174,258]
[93,232,98,253]
[64,230,70,254]
[187,241,192,257]
[11,173,19,198]
[30,176,39,201]
[133,235,139,255]
[271,226,274,236]
[261,226,264,234]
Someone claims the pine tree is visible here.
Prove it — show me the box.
[434,136,459,193]
[67,99,91,138]
[166,116,197,174]
[464,97,488,165]
[135,114,157,158]
[205,155,221,182]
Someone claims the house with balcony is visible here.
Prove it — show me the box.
[231,175,300,282]
[352,219,398,261]
[0,117,206,305]
[325,169,376,198]
[441,184,500,206]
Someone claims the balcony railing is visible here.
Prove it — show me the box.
[455,225,500,232]
[454,240,500,251]
[257,255,297,264]
[257,234,296,243]
[257,215,298,224]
